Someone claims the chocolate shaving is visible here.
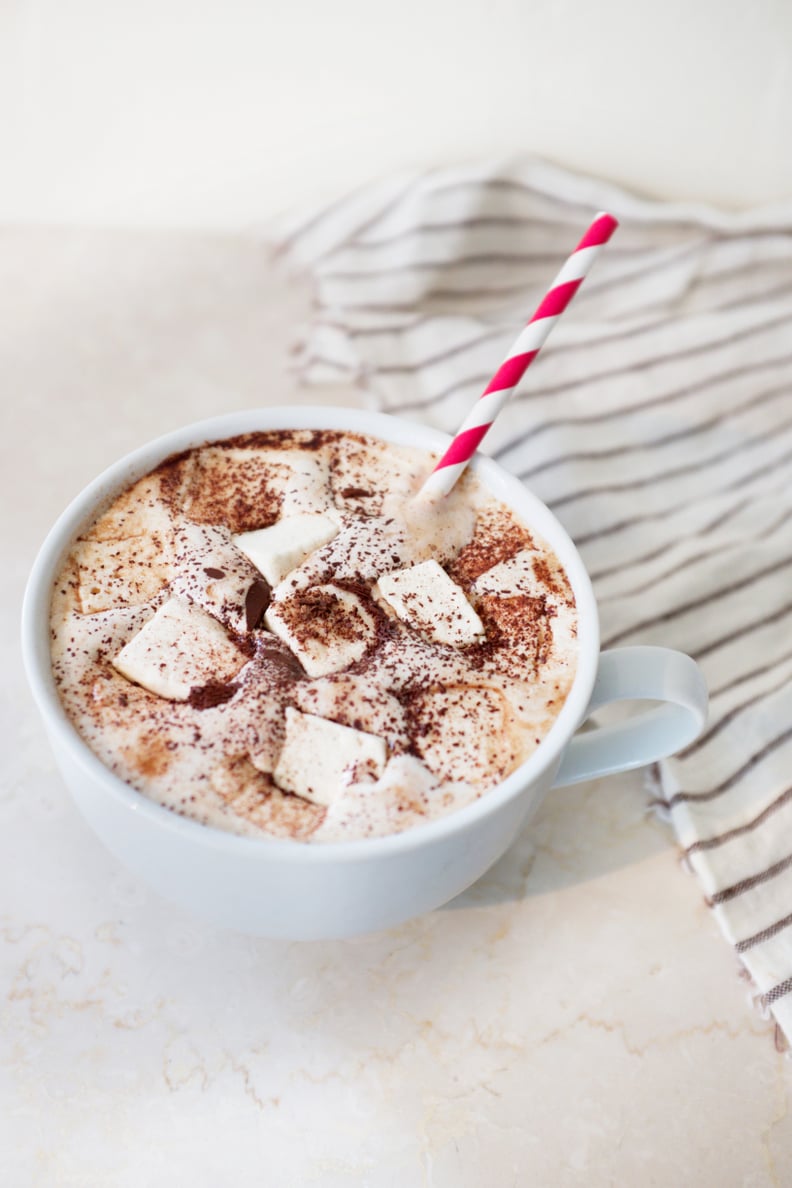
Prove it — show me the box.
[231,632,257,659]
[188,681,239,710]
[203,567,226,579]
[245,579,271,631]
[258,645,304,679]
[340,486,373,499]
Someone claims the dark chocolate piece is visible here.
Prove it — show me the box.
[203,567,226,579]
[339,486,372,499]
[245,579,271,631]
[188,681,239,710]
[258,645,304,679]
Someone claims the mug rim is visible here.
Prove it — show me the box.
[21,406,600,863]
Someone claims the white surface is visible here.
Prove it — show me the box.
[1,0,791,230]
[3,229,790,1185]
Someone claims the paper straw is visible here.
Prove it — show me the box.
[416,211,619,500]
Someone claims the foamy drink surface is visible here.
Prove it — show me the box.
[50,430,577,842]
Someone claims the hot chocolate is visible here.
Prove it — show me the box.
[49,430,577,842]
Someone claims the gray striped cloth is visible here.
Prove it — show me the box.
[274,158,792,1043]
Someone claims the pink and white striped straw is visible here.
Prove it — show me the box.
[417,211,619,500]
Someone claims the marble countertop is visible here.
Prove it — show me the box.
[2,228,789,1186]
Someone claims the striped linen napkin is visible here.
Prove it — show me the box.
[274,158,792,1043]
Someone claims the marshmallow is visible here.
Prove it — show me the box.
[274,708,387,805]
[408,685,514,784]
[270,518,409,598]
[267,449,333,517]
[210,755,325,839]
[264,584,376,677]
[74,537,168,614]
[472,548,543,599]
[169,521,267,634]
[112,597,245,700]
[181,447,332,531]
[314,753,481,842]
[375,559,484,647]
[233,513,338,587]
[84,475,174,543]
[473,547,577,664]
[294,674,409,751]
[330,435,421,516]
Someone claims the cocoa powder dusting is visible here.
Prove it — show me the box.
[220,429,345,452]
[532,555,573,605]
[449,509,534,586]
[122,732,172,779]
[276,586,366,647]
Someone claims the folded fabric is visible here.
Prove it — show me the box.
[274,157,792,1044]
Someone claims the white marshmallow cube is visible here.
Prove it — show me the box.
[169,520,265,634]
[274,708,387,805]
[473,547,577,663]
[376,559,484,647]
[473,548,543,598]
[112,597,244,700]
[264,584,376,677]
[233,513,338,586]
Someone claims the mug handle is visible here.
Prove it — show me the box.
[552,646,708,788]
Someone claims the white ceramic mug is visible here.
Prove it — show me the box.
[22,408,708,939]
